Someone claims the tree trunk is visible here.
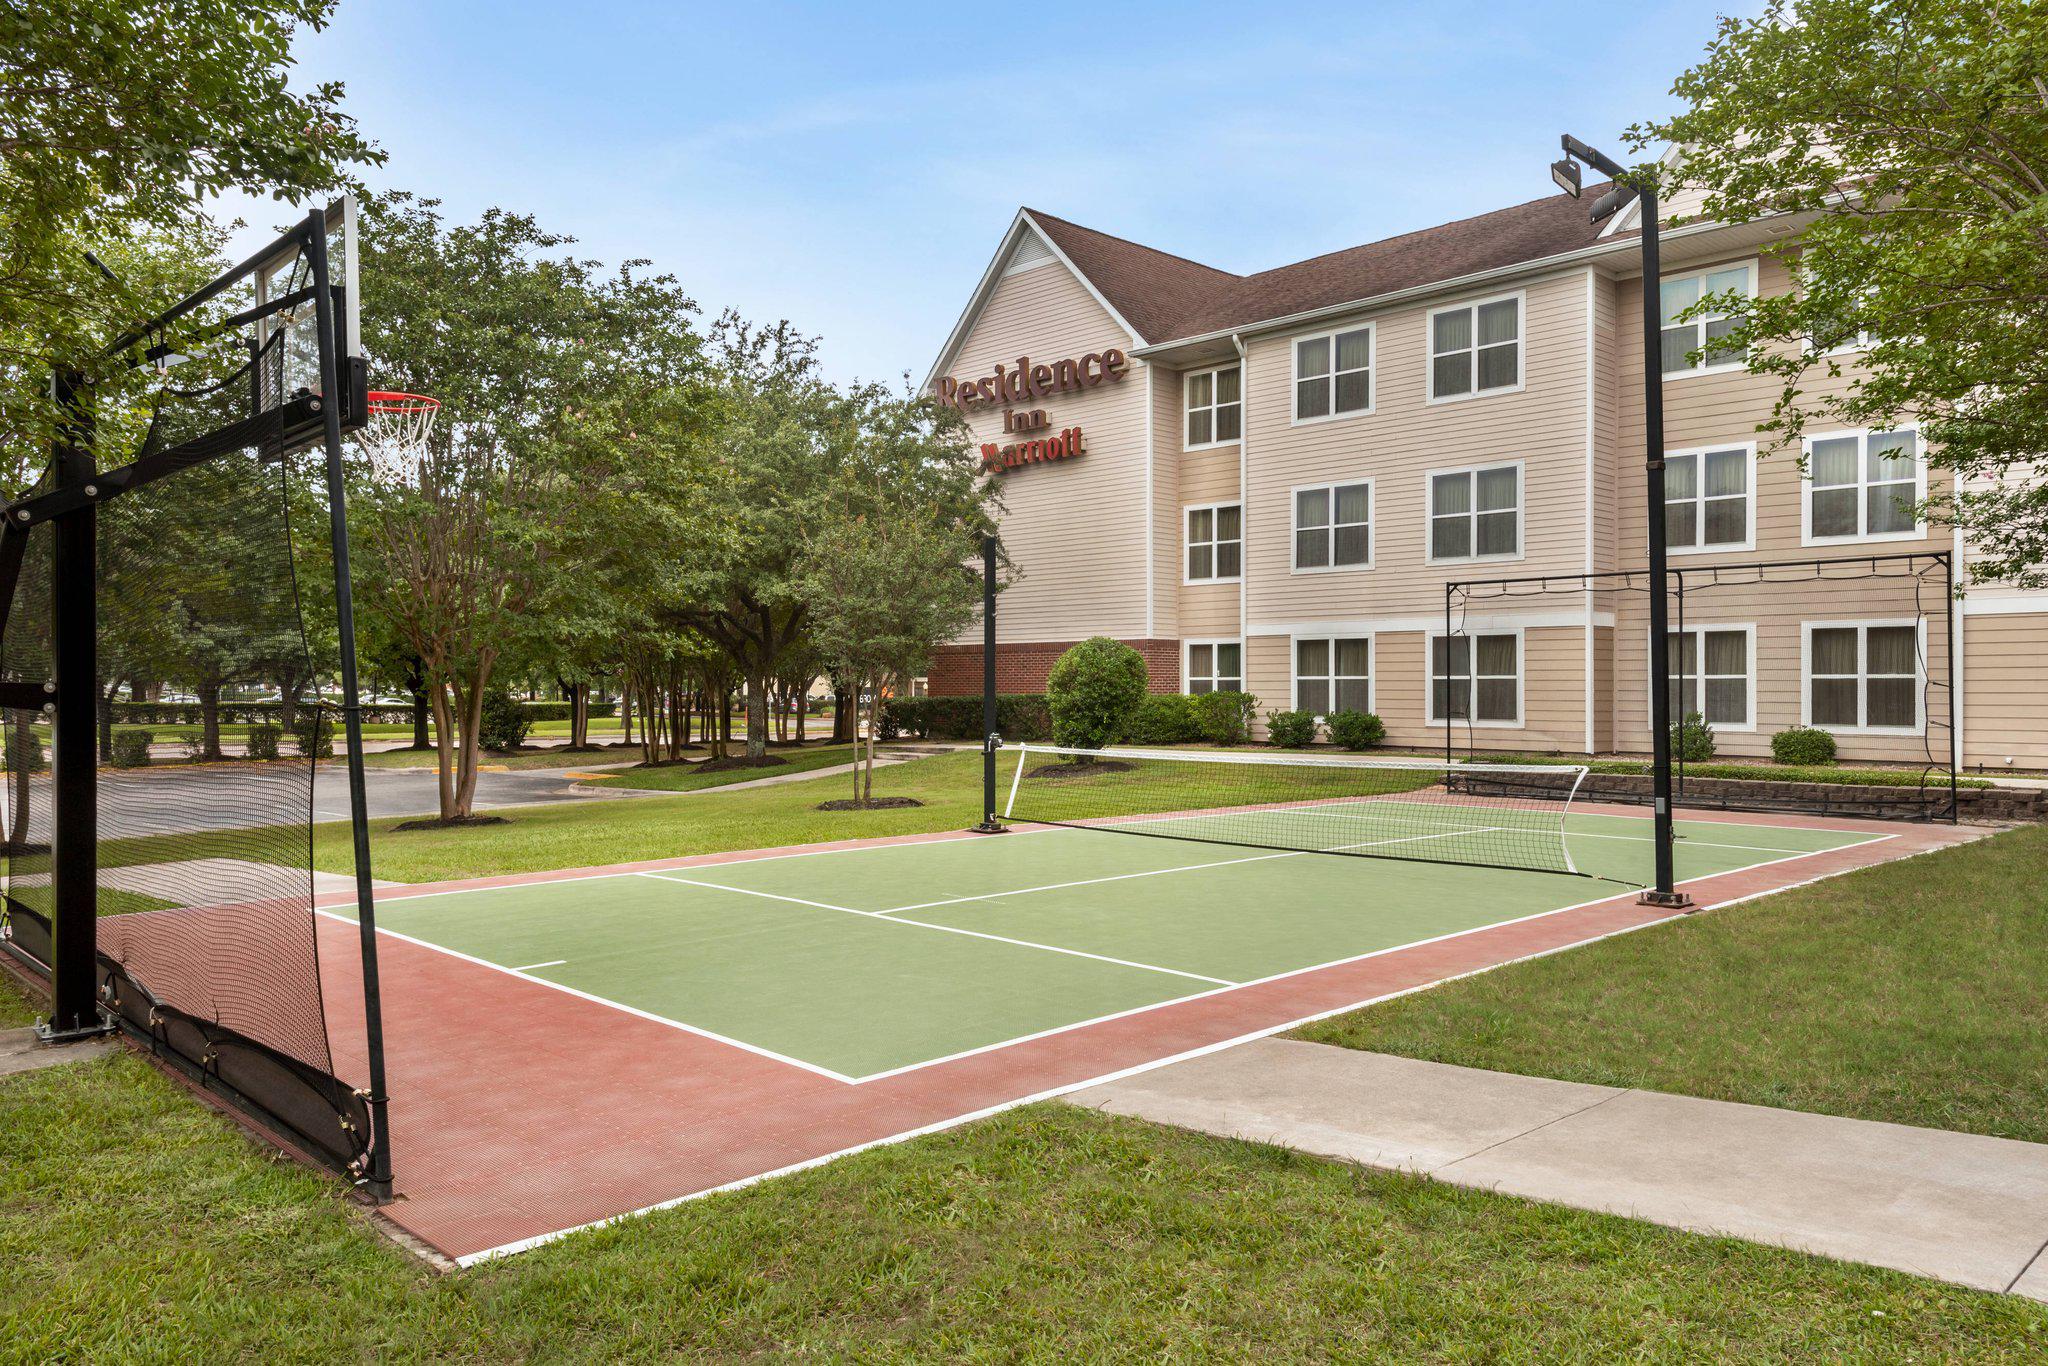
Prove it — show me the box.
[431,682,458,820]
[831,685,854,744]
[746,676,769,760]
[198,682,223,760]
[619,685,633,747]
[569,681,589,748]
[407,657,431,750]
[796,691,807,744]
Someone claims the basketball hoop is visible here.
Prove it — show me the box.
[359,390,439,482]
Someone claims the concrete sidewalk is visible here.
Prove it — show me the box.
[1072,1038,2048,1300]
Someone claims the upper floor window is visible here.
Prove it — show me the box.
[1187,641,1243,695]
[1295,637,1370,715]
[1428,295,1520,400]
[1185,503,1243,582]
[1428,463,1520,561]
[1807,622,1920,732]
[1293,482,1370,571]
[1660,263,1753,376]
[1666,445,1753,551]
[1294,326,1373,421]
[1430,633,1520,725]
[1185,365,1242,448]
[1805,429,1922,544]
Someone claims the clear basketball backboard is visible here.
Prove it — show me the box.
[251,196,365,450]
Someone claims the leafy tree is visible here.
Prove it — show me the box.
[0,0,379,464]
[1637,0,2048,584]
[796,391,991,803]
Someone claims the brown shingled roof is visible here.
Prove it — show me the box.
[1026,188,1622,346]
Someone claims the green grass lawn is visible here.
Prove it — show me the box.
[589,742,864,791]
[1297,824,2048,1143]
[1,1054,2041,1361]
[359,743,643,771]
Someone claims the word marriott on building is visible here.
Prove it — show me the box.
[921,179,2048,769]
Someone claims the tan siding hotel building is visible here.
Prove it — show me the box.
[922,183,2048,770]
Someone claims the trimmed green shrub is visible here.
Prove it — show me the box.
[1192,690,1256,746]
[110,730,153,768]
[1046,638,1149,750]
[477,688,532,750]
[1771,724,1837,766]
[1673,711,1716,763]
[1326,710,1385,751]
[520,700,620,721]
[245,724,282,760]
[1131,694,1202,745]
[1265,709,1319,748]
[292,714,335,758]
[5,726,46,775]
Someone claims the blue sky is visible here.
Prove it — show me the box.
[229,1,1737,386]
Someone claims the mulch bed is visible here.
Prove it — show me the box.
[815,796,924,811]
[392,815,510,832]
[1022,759,1134,780]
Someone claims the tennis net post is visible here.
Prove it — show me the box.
[971,532,1005,834]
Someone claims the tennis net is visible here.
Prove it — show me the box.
[1002,744,1589,877]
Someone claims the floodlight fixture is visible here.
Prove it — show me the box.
[1550,157,1582,198]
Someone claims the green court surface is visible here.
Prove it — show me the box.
[352,811,1882,1082]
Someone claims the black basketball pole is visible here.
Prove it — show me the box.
[306,211,395,1200]
[973,533,1004,834]
[1554,135,1689,908]
[42,368,110,1041]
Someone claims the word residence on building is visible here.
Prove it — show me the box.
[921,180,2048,771]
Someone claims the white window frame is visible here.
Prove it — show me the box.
[1290,323,1375,425]
[1289,479,1374,574]
[1184,639,1244,696]
[1424,460,1524,565]
[1664,442,1758,556]
[1425,628,1525,728]
[1183,501,1243,585]
[1799,427,1927,547]
[1800,619,1925,735]
[1645,624,1758,734]
[1183,363,1242,451]
[1425,290,1525,404]
[1289,634,1375,717]
[1659,260,1757,380]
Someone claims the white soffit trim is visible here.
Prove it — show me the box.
[919,211,1147,395]
[1961,594,2048,616]
[1250,610,1616,637]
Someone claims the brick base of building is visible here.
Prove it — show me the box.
[928,640,1181,696]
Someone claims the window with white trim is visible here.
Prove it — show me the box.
[1186,641,1242,695]
[1665,446,1751,550]
[1429,296,1520,399]
[1806,429,1921,541]
[1294,325,1372,421]
[1808,623,1919,731]
[1660,264,1752,375]
[1663,627,1751,727]
[1292,482,1370,571]
[1185,503,1242,582]
[1184,365,1242,447]
[1429,464,1519,561]
[1294,637,1370,715]
[1430,633,1519,724]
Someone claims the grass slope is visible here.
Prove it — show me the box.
[1,1054,2041,1361]
[1298,825,2048,1142]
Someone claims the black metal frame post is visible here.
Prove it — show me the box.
[42,368,113,1041]
[307,212,395,1200]
[972,533,1004,833]
[1557,135,1690,910]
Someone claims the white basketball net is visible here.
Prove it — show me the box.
[359,392,440,484]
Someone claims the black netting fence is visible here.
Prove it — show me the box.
[1442,553,1958,821]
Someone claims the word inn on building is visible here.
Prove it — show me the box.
[921,181,2048,770]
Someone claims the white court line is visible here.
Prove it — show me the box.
[312,909,859,1084]
[635,872,1235,988]
[454,830,1931,1265]
[511,959,567,972]
[1571,830,1873,856]
[873,823,1512,917]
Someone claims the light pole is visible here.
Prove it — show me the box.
[1551,135,1692,909]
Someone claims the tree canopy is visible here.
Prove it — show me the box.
[1637,0,2048,585]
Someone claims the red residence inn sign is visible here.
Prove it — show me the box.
[934,348,1129,475]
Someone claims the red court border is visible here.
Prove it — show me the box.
[311,805,1987,1263]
